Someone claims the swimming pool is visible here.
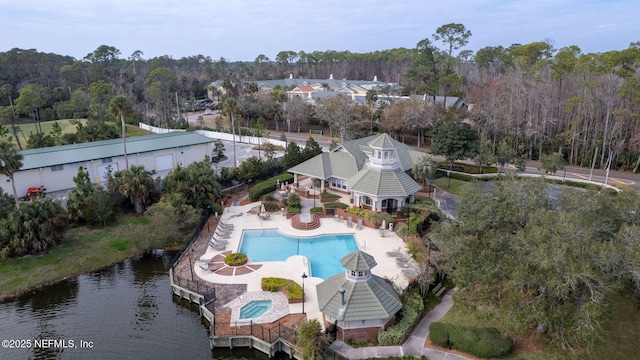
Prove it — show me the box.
[239,300,272,319]
[238,230,359,279]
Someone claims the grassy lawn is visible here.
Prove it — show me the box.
[433,176,470,196]
[0,214,170,301]
[437,291,640,360]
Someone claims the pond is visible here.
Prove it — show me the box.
[0,252,286,360]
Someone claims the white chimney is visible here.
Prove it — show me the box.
[373,75,377,81]
[289,74,293,79]
[329,74,333,79]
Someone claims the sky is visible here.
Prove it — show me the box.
[1,0,638,62]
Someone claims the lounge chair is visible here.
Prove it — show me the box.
[199,264,218,272]
[210,236,228,244]
[219,222,234,229]
[208,241,226,251]
[215,232,231,239]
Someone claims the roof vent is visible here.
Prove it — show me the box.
[339,288,346,305]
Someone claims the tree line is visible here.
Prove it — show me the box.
[1,24,639,171]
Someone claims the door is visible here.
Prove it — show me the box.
[155,154,174,172]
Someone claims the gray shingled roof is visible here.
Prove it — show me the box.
[368,133,396,149]
[341,251,377,271]
[347,166,422,197]
[316,251,402,322]
[288,152,357,180]
[18,132,211,170]
[288,133,427,196]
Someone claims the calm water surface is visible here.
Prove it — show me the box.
[0,252,283,360]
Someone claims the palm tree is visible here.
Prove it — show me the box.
[412,155,438,197]
[222,97,238,168]
[109,96,133,170]
[0,140,24,209]
[115,165,154,214]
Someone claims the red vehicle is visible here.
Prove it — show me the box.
[22,187,45,201]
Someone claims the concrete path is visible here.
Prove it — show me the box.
[329,289,471,360]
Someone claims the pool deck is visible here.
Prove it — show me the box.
[194,195,418,327]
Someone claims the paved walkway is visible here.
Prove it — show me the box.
[329,289,471,360]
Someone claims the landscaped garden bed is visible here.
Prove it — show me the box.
[261,277,303,304]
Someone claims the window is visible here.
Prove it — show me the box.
[363,196,372,206]
[358,271,365,277]
[377,151,381,159]
[384,151,389,159]
[51,165,64,172]
[102,158,112,164]
[331,178,347,190]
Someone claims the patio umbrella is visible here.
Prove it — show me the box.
[261,203,266,213]
[381,219,386,230]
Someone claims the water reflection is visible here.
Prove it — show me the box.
[0,252,280,360]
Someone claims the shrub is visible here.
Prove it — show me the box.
[210,203,223,215]
[429,322,453,347]
[320,192,341,199]
[324,202,349,209]
[403,291,424,313]
[310,207,323,213]
[428,322,513,358]
[261,277,303,298]
[287,206,301,214]
[378,307,419,345]
[450,326,512,358]
[250,172,295,202]
[263,201,280,212]
[287,193,301,207]
[224,253,248,266]
[262,193,276,202]
[346,207,371,217]
[423,292,442,311]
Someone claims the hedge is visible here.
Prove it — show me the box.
[324,202,349,209]
[320,192,341,199]
[250,172,295,202]
[287,206,301,214]
[345,207,371,217]
[428,322,513,358]
[377,292,424,345]
[429,322,454,347]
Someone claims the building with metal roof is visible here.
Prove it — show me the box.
[1,132,214,198]
[316,250,402,343]
[288,133,424,214]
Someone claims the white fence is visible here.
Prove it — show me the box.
[139,123,287,148]
[138,123,186,134]
[195,130,287,148]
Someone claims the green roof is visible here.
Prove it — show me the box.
[288,152,358,179]
[347,166,422,197]
[18,132,212,170]
[368,133,396,149]
[317,250,401,322]
[288,133,425,182]
[341,251,377,271]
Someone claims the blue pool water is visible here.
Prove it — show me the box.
[238,230,359,279]
[239,300,272,319]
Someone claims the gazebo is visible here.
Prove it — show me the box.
[316,250,402,342]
